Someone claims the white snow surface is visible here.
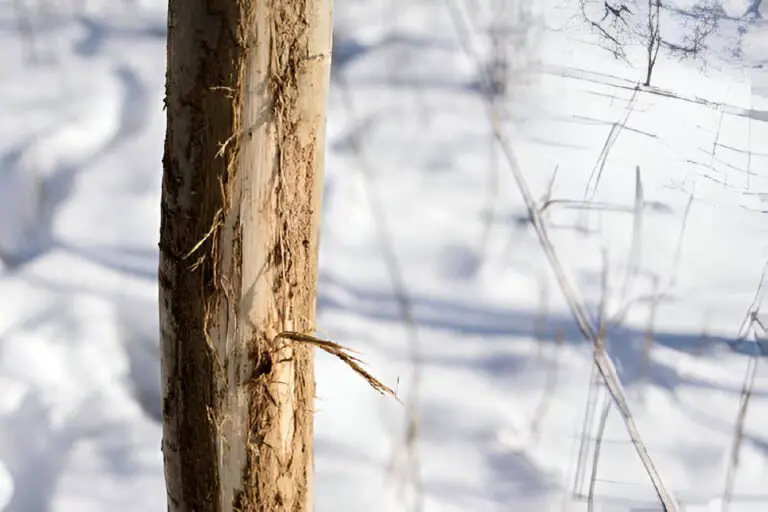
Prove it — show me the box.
[1,0,768,511]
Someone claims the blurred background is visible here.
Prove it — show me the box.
[1,0,768,511]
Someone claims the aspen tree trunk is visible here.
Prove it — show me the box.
[159,1,332,511]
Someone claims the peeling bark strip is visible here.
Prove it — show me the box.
[160,1,332,511]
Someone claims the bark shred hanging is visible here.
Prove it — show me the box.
[233,1,320,510]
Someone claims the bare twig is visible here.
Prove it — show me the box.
[577,0,725,86]
[578,0,631,61]
[584,90,639,206]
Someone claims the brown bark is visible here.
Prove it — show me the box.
[159,1,332,511]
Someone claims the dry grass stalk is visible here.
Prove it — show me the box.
[588,398,612,512]
[573,365,601,499]
[580,89,640,232]
[722,354,759,512]
[441,2,679,506]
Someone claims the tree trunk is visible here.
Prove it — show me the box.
[159,1,332,511]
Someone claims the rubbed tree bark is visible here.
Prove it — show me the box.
[159,1,332,511]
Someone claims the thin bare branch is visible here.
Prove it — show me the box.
[621,165,644,299]
[574,365,602,498]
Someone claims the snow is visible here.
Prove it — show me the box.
[2,0,768,510]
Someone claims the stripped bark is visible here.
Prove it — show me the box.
[159,1,332,511]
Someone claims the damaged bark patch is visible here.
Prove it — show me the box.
[162,0,331,511]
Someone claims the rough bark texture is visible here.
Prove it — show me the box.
[159,1,332,511]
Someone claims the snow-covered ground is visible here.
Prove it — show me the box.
[1,0,768,511]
